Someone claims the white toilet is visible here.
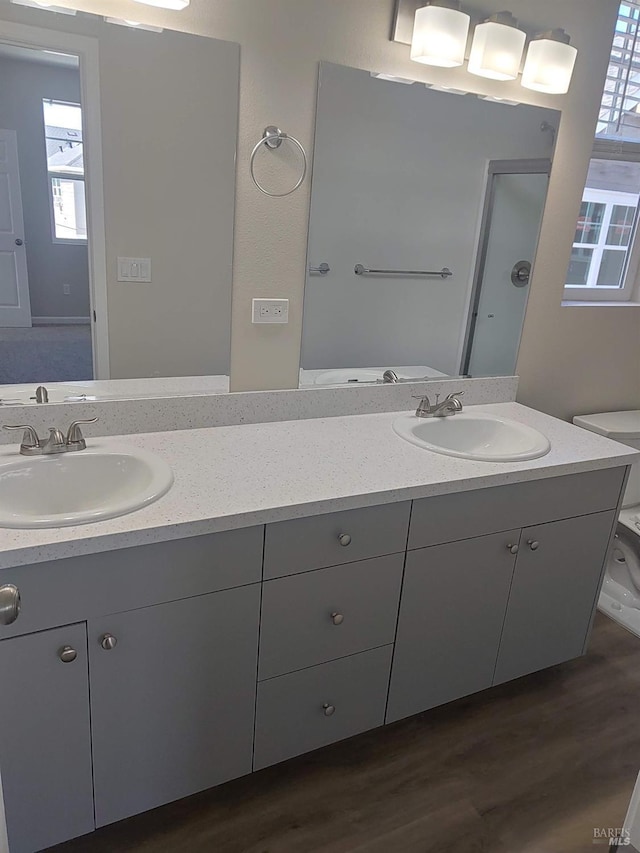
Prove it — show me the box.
[574,411,640,637]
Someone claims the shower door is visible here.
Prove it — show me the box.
[463,160,550,377]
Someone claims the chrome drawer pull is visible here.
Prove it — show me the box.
[331,612,344,626]
[528,540,540,551]
[100,634,118,651]
[59,646,78,664]
[338,533,352,547]
[507,544,519,555]
[0,584,21,626]
[323,703,336,717]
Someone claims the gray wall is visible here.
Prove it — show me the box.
[302,63,558,374]
[0,55,89,319]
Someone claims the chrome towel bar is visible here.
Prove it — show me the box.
[354,264,453,278]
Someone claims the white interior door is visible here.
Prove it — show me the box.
[0,129,31,328]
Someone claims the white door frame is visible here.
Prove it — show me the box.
[0,19,109,378]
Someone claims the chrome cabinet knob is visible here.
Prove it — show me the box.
[100,634,117,651]
[323,703,336,717]
[338,533,352,547]
[528,540,540,551]
[59,646,77,663]
[0,584,21,626]
[507,544,519,555]
[331,612,344,626]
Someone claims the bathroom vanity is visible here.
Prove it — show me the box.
[0,401,636,853]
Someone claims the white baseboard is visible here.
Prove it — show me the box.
[32,316,91,326]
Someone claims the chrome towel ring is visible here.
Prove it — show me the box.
[250,126,308,197]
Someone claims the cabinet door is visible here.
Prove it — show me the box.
[494,511,616,685]
[0,624,94,853]
[89,585,260,827]
[386,531,518,724]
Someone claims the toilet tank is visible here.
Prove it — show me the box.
[573,411,640,508]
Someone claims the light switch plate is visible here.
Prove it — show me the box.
[252,298,289,324]
[117,257,152,283]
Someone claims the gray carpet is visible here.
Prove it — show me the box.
[0,325,93,384]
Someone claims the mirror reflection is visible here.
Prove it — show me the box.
[0,3,239,403]
[300,62,561,388]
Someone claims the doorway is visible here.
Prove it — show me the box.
[0,44,94,384]
[462,160,551,377]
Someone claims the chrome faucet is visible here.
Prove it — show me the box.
[30,386,49,404]
[3,418,98,456]
[382,370,400,384]
[413,391,465,418]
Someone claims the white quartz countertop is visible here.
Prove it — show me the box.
[0,402,636,569]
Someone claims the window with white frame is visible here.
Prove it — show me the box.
[43,99,87,243]
[564,0,640,301]
[567,184,640,297]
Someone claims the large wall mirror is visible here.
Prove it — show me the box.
[300,62,561,388]
[0,1,238,403]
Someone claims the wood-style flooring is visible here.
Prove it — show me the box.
[51,613,640,853]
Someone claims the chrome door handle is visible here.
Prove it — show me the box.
[507,544,519,555]
[331,612,344,626]
[322,703,336,717]
[528,540,540,551]
[0,584,21,626]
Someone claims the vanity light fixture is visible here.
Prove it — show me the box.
[467,11,526,81]
[425,82,468,96]
[9,0,76,14]
[370,72,416,84]
[104,17,164,32]
[478,94,521,106]
[411,0,471,68]
[132,0,190,9]
[521,29,577,95]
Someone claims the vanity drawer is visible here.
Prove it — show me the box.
[408,468,626,551]
[254,645,393,770]
[0,526,263,639]
[264,502,410,579]
[259,553,403,680]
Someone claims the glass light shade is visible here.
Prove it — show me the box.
[468,18,526,81]
[522,37,578,94]
[10,0,77,13]
[411,4,471,68]
[132,0,189,9]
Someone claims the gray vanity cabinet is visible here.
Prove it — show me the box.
[0,624,94,853]
[386,531,520,724]
[88,584,261,828]
[493,511,616,684]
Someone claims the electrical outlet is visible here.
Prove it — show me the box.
[252,298,289,324]
[63,283,71,295]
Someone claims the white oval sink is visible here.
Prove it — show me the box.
[0,447,174,528]
[393,411,551,462]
